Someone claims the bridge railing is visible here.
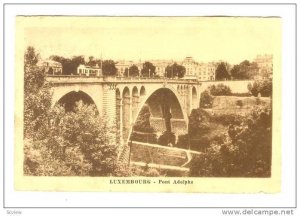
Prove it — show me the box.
[46,74,253,84]
[46,74,201,84]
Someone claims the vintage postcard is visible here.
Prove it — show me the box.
[14,16,281,193]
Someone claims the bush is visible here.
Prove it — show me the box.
[158,131,176,146]
[24,102,119,176]
[209,84,232,96]
[190,106,272,177]
[231,92,252,97]
[211,113,245,126]
[188,109,211,136]
[248,79,272,97]
[236,100,243,107]
[200,90,213,108]
[176,134,189,149]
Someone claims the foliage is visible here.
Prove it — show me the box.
[209,84,232,96]
[176,134,190,149]
[236,100,243,107]
[141,61,156,77]
[188,109,211,137]
[158,131,176,146]
[128,65,139,77]
[24,46,39,66]
[50,55,85,75]
[177,108,227,151]
[165,63,186,78]
[133,104,154,133]
[248,79,272,97]
[211,113,245,126]
[231,60,259,80]
[215,62,230,80]
[230,92,252,97]
[24,102,119,176]
[102,60,117,76]
[200,90,213,108]
[190,106,272,177]
[24,47,53,138]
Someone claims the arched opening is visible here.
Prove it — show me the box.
[57,91,97,112]
[132,86,139,122]
[122,87,131,141]
[140,86,146,97]
[192,86,198,110]
[129,87,188,146]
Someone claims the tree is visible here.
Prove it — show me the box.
[24,46,52,138]
[141,61,156,77]
[190,106,272,177]
[200,90,213,108]
[49,55,85,75]
[128,65,139,77]
[24,102,119,176]
[165,63,186,78]
[248,79,272,97]
[86,56,97,66]
[24,46,39,66]
[215,62,230,80]
[231,60,259,80]
[188,109,211,137]
[102,60,117,76]
[177,108,213,151]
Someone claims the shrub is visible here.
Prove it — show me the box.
[176,134,189,149]
[200,90,213,108]
[158,131,176,146]
[188,109,211,136]
[248,79,272,97]
[211,113,245,126]
[231,92,252,97]
[209,84,232,96]
[189,106,272,177]
[236,100,243,108]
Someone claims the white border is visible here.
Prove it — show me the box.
[2,2,297,212]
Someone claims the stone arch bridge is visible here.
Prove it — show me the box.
[47,76,203,145]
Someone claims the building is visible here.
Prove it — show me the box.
[77,64,102,76]
[197,62,216,81]
[37,59,62,75]
[150,60,174,77]
[181,57,199,79]
[253,54,273,78]
[115,60,131,77]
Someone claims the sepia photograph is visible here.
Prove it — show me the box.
[14,16,281,193]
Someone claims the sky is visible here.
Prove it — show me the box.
[21,16,281,64]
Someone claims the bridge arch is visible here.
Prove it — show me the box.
[126,86,188,144]
[56,90,99,112]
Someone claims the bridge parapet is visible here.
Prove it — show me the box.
[46,75,201,85]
